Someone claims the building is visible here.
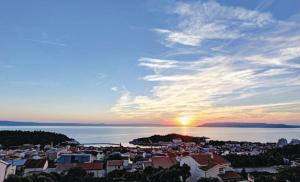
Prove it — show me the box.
[24,159,48,176]
[106,160,124,173]
[57,162,105,177]
[218,171,242,182]
[57,154,91,164]
[277,138,288,147]
[5,159,27,171]
[46,148,59,161]
[0,160,16,182]
[78,163,105,177]
[151,156,177,169]
[290,139,300,145]
[179,153,234,182]
[173,138,183,144]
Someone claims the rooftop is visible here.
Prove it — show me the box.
[152,156,177,168]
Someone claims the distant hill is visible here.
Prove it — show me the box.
[0,121,85,126]
[0,130,73,148]
[198,122,300,128]
[0,120,164,127]
[130,133,208,146]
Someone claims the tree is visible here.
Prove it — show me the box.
[180,164,191,182]
[198,178,220,182]
[240,168,247,179]
[62,167,88,182]
[5,176,32,182]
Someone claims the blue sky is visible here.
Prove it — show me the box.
[1,0,300,124]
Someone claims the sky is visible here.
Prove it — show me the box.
[0,0,300,125]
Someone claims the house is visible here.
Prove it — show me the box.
[44,161,57,173]
[142,161,152,169]
[218,171,242,182]
[96,152,105,161]
[57,162,105,177]
[179,153,233,182]
[173,138,183,144]
[5,159,27,171]
[151,156,177,168]
[46,148,59,161]
[277,138,288,147]
[0,160,16,182]
[106,160,123,173]
[119,152,132,169]
[57,154,92,164]
[77,163,105,177]
[24,159,48,176]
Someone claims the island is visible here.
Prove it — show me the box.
[0,130,76,148]
[129,133,208,146]
[198,122,300,128]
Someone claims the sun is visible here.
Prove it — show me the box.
[177,116,192,126]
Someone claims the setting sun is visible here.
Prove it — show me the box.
[177,116,192,126]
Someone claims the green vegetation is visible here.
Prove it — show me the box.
[106,164,190,182]
[198,178,220,182]
[5,164,190,182]
[208,140,263,146]
[225,153,284,167]
[130,133,207,145]
[251,166,300,182]
[225,144,300,167]
[5,169,104,182]
[0,130,73,148]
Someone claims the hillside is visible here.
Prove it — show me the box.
[0,130,74,148]
[130,133,208,146]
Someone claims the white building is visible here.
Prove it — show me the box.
[96,152,105,161]
[179,153,239,182]
[0,160,16,182]
[106,160,124,173]
[56,162,105,177]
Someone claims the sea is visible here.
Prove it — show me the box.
[1,126,300,146]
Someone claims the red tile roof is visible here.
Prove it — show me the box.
[107,160,123,166]
[77,162,104,170]
[143,161,152,168]
[191,153,229,166]
[212,154,230,165]
[25,159,47,168]
[182,152,190,157]
[199,162,218,171]
[57,162,104,171]
[191,154,212,166]
[167,152,177,158]
[219,171,242,180]
[152,156,177,168]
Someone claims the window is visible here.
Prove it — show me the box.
[219,167,225,174]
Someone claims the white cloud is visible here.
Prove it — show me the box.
[111,87,118,92]
[155,1,273,47]
[27,39,67,47]
[111,1,300,123]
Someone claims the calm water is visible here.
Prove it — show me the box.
[1,126,300,145]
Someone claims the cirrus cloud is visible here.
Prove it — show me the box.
[111,1,300,124]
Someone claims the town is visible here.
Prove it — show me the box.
[1,132,300,182]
